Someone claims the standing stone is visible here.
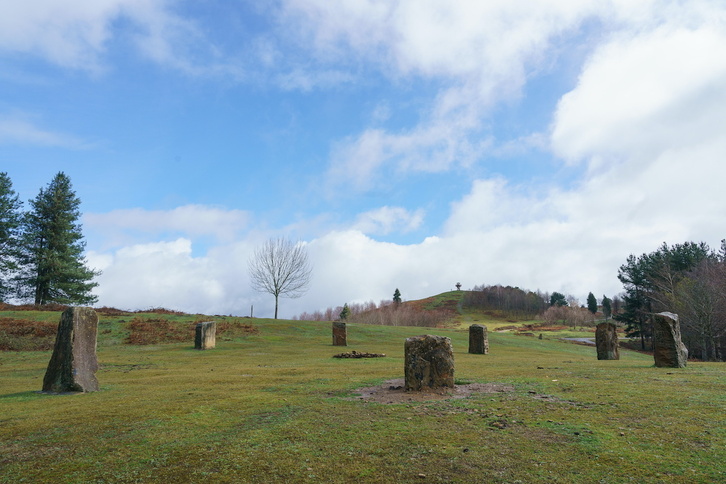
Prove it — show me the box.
[595,322,620,360]
[468,324,489,354]
[332,321,347,346]
[653,312,688,368]
[195,321,217,350]
[42,307,99,393]
[404,335,455,391]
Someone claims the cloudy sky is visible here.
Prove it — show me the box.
[2,1,725,318]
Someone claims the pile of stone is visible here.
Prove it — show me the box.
[333,350,386,358]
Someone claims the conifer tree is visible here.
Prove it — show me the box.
[601,295,612,319]
[550,291,567,307]
[339,303,350,320]
[0,172,23,301]
[587,292,598,315]
[18,172,99,305]
[393,288,402,304]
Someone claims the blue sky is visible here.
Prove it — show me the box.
[3,1,726,318]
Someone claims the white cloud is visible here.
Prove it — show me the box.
[74,1,726,318]
[352,206,424,235]
[290,0,602,191]
[443,178,547,235]
[280,0,599,82]
[88,239,233,314]
[327,124,490,192]
[0,0,119,71]
[552,21,726,166]
[87,141,726,317]
[0,114,88,148]
[0,0,238,76]
[84,205,251,249]
[292,0,726,198]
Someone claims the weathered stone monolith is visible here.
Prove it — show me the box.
[595,322,619,360]
[404,335,454,391]
[332,321,347,346]
[195,321,216,350]
[468,324,489,354]
[42,307,99,393]
[653,312,688,368]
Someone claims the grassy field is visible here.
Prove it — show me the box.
[1,307,725,483]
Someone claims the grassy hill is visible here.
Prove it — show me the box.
[348,290,542,330]
[1,303,725,482]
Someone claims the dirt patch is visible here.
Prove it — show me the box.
[350,378,514,404]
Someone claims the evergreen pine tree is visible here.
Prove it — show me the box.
[393,288,401,304]
[339,303,350,320]
[550,291,567,307]
[18,172,99,305]
[0,172,23,301]
[601,295,612,319]
[587,292,598,314]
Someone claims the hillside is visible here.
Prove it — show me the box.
[347,290,543,330]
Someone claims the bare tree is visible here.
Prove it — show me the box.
[248,237,312,319]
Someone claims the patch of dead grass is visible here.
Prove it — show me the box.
[124,318,258,345]
[0,317,58,351]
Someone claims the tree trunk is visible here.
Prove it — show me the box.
[274,294,279,319]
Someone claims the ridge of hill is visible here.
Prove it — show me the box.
[400,290,541,329]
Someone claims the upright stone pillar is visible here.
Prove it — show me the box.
[195,321,216,350]
[468,324,489,354]
[653,312,688,368]
[332,321,347,346]
[595,322,620,360]
[404,335,454,391]
[42,307,99,393]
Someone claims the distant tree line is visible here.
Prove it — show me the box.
[296,285,622,328]
[0,172,98,306]
[615,241,726,361]
[295,288,450,327]
[540,291,619,329]
[462,284,549,320]
[540,304,595,329]
[294,298,449,327]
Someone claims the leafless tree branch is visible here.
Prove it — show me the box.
[248,237,312,319]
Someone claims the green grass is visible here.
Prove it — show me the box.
[1,310,725,483]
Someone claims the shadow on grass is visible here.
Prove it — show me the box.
[0,391,47,400]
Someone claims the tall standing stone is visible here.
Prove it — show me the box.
[595,322,619,360]
[653,312,688,368]
[332,321,347,346]
[195,321,216,350]
[468,324,489,354]
[42,307,99,393]
[404,335,455,391]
